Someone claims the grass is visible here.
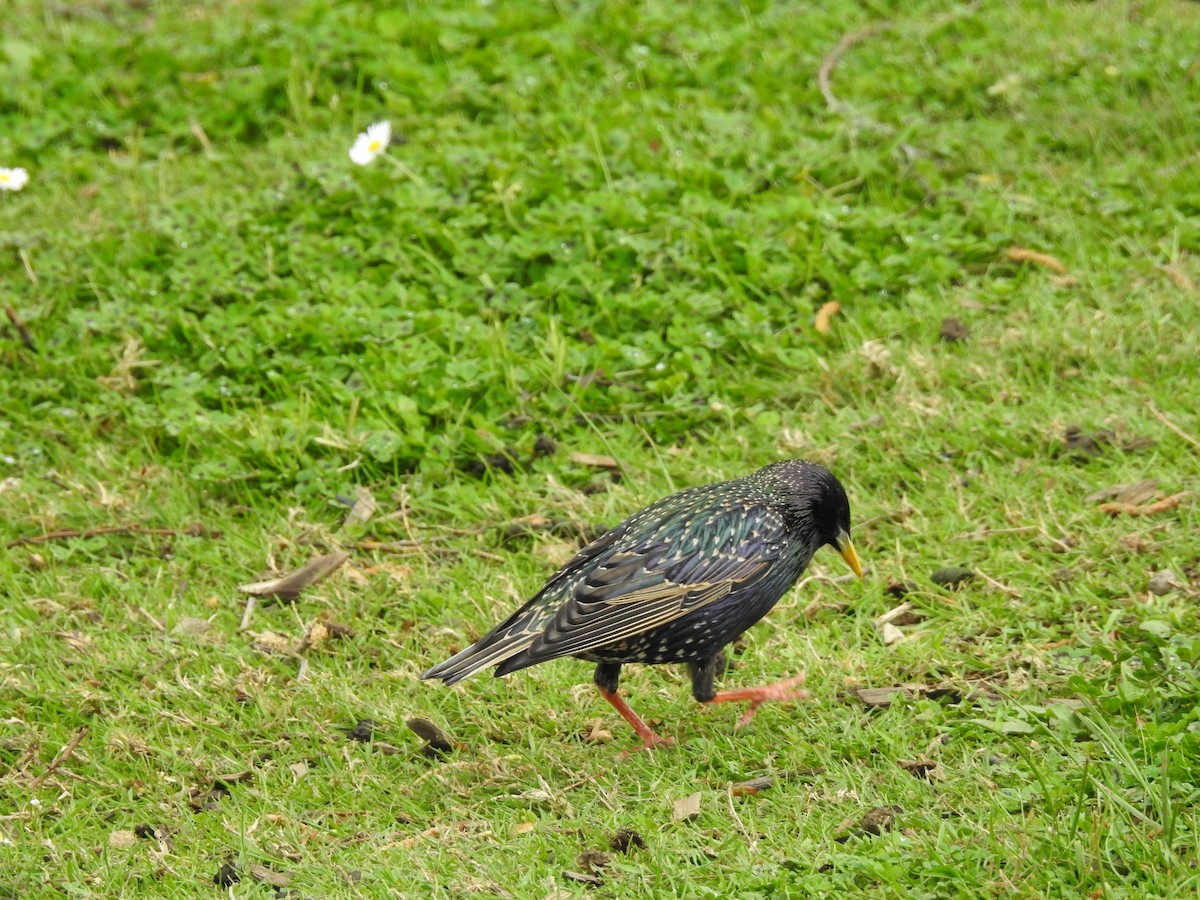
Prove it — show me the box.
[2,0,1200,895]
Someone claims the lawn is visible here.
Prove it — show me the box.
[2,0,1200,896]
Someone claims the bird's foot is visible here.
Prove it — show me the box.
[619,732,676,758]
[598,685,675,755]
[705,672,810,728]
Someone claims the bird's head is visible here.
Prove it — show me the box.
[751,460,863,577]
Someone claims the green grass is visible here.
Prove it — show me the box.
[3,0,1200,895]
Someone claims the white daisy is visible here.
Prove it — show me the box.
[0,168,29,191]
[349,121,391,166]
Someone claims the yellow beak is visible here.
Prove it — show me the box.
[834,530,863,578]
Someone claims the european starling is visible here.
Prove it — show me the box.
[421,460,863,750]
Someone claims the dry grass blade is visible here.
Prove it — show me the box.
[818,23,892,113]
[672,791,702,822]
[569,451,621,470]
[1086,479,1158,505]
[1006,246,1067,274]
[238,551,351,600]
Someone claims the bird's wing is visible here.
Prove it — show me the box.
[511,502,788,665]
[419,523,629,682]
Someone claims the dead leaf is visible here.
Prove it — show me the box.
[1063,425,1116,458]
[248,864,292,888]
[1086,479,1158,505]
[297,620,330,651]
[342,486,378,528]
[578,850,610,874]
[672,791,702,822]
[56,630,92,653]
[852,681,998,708]
[814,300,841,334]
[581,719,613,744]
[563,870,603,886]
[250,631,293,656]
[879,623,905,646]
[406,717,454,756]
[874,603,923,628]
[569,452,621,471]
[897,758,939,781]
[1006,246,1067,274]
[854,686,911,707]
[731,776,774,796]
[239,551,350,601]
[173,617,213,638]
[835,806,901,842]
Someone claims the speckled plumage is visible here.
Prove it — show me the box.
[421,459,861,747]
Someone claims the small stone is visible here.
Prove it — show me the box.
[577,849,610,873]
[897,758,939,781]
[939,317,970,342]
[1149,570,1183,596]
[931,567,974,588]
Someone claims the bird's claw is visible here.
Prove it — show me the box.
[706,672,811,729]
[619,734,676,758]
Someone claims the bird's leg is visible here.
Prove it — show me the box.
[693,652,809,728]
[594,663,673,752]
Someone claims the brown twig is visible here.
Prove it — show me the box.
[4,305,36,352]
[1148,402,1200,451]
[29,727,89,790]
[351,540,457,557]
[1099,492,1190,517]
[6,523,219,549]
[818,23,892,113]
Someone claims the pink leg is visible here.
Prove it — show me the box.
[704,672,810,728]
[597,686,675,753]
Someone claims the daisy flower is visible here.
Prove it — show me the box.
[349,121,391,166]
[0,168,29,191]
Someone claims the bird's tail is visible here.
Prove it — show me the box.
[420,632,536,684]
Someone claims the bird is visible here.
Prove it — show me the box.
[421,459,863,751]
